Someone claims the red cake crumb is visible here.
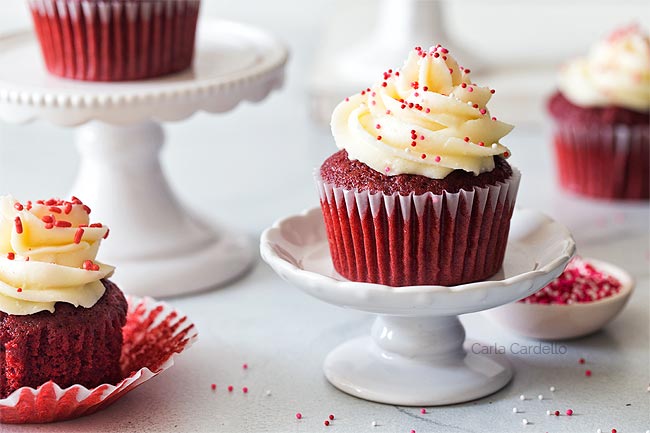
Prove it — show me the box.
[0,280,127,398]
[519,257,622,304]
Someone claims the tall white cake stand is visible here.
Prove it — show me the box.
[261,207,576,406]
[0,20,288,297]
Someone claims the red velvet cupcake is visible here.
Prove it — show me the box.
[548,25,650,200]
[319,46,520,287]
[28,0,200,81]
[0,196,126,398]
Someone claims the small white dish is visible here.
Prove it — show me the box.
[260,207,576,406]
[484,259,634,340]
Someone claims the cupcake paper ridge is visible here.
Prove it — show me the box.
[331,45,513,180]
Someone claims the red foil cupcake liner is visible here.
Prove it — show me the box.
[317,169,521,287]
[553,123,649,200]
[0,296,197,424]
[29,0,200,81]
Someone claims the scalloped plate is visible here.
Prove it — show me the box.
[261,207,576,316]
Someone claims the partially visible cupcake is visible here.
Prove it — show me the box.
[28,0,200,81]
[548,25,650,200]
[0,196,127,398]
[318,46,520,287]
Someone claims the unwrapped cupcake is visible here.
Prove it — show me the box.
[318,46,520,287]
[548,25,650,200]
[0,196,126,398]
[28,0,200,81]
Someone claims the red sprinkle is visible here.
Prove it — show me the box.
[83,260,94,270]
[242,387,248,393]
[585,370,592,377]
[55,221,72,228]
[377,136,382,141]
[64,202,72,214]
[421,154,426,159]
[49,206,62,214]
[14,217,23,234]
[420,408,426,414]
[324,420,330,426]
[520,258,622,305]
[566,409,573,416]
[376,124,381,129]
[89,223,103,228]
[211,384,216,391]
[554,411,560,416]
[295,413,302,420]
[17,288,22,293]
[243,363,248,370]
[503,152,510,158]
[434,156,441,162]
[7,252,15,260]
[579,358,585,364]
[45,223,54,230]
[329,414,334,420]
[13,203,23,211]
[74,228,84,244]
[612,429,617,433]
[478,141,485,147]
[490,89,495,94]
[103,228,110,239]
[228,385,233,392]
[82,205,91,214]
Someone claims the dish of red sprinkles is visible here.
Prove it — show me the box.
[519,257,622,305]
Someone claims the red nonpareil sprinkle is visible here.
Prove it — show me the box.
[49,206,62,214]
[585,370,592,377]
[579,358,585,364]
[7,252,15,260]
[419,135,425,140]
[14,217,23,234]
[441,47,449,54]
[448,68,453,74]
[479,108,487,115]
[422,86,428,91]
[612,429,617,433]
[520,258,622,305]
[74,228,84,244]
[103,228,110,239]
[435,156,441,162]
[329,414,334,420]
[461,83,467,88]
[386,110,391,115]
[464,137,470,142]
[503,152,510,158]
[464,69,471,74]
[243,363,248,370]
[377,136,382,141]
[227,385,233,392]
[421,154,427,159]
[492,117,497,121]
[411,430,416,433]
[55,220,72,228]
[554,411,560,416]
[13,203,23,211]
[25,201,32,210]
[64,202,72,214]
[17,288,22,293]
[566,409,573,416]
[467,87,473,92]
[401,104,406,109]
[324,420,330,426]
[83,260,94,270]
[472,103,479,108]
[382,82,387,87]
[25,257,29,261]
[425,108,431,113]
[211,383,216,391]
[345,97,349,102]
[242,387,248,393]
[420,408,426,414]
[376,124,381,129]
[490,89,495,94]
[411,141,417,147]
[295,413,302,420]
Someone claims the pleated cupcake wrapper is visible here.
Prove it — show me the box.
[553,123,649,200]
[316,168,521,287]
[0,296,197,424]
[29,0,200,81]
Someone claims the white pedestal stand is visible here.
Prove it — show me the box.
[261,208,575,406]
[0,20,288,297]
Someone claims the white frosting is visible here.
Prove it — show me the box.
[331,46,513,179]
[0,196,113,315]
[558,25,650,112]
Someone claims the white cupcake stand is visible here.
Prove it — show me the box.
[261,208,576,405]
[0,19,288,297]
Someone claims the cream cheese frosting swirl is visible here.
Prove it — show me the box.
[558,25,650,112]
[0,196,113,315]
[331,45,513,179]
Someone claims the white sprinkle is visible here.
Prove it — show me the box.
[546,410,552,416]
[596,429,602,433]
[538,394,543,400]
[265,390,271,396]
[522,418,529,425]
[519,395,526,401]
[491,143,498,149]
[646,385,650,392]
[549,386,556,392]
[512,407,518,413]
[372,421,378,427]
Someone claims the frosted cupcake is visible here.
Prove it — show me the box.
[28,0,200,81]
[548,25,650,200]
[0,196,126,398]
[318,46,520,287]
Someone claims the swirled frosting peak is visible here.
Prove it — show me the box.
[0,195,113,315]
[558,25,650,111]
[331,45,513,179]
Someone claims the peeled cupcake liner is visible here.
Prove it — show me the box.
[316,168,521,287]
[0,296,197,424]
[553,122,649,200]
[28,0,200,81]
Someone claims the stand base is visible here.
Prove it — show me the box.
[106,229,255,298]
[324,337,512,406]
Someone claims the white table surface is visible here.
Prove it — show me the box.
[0,3,649,433]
